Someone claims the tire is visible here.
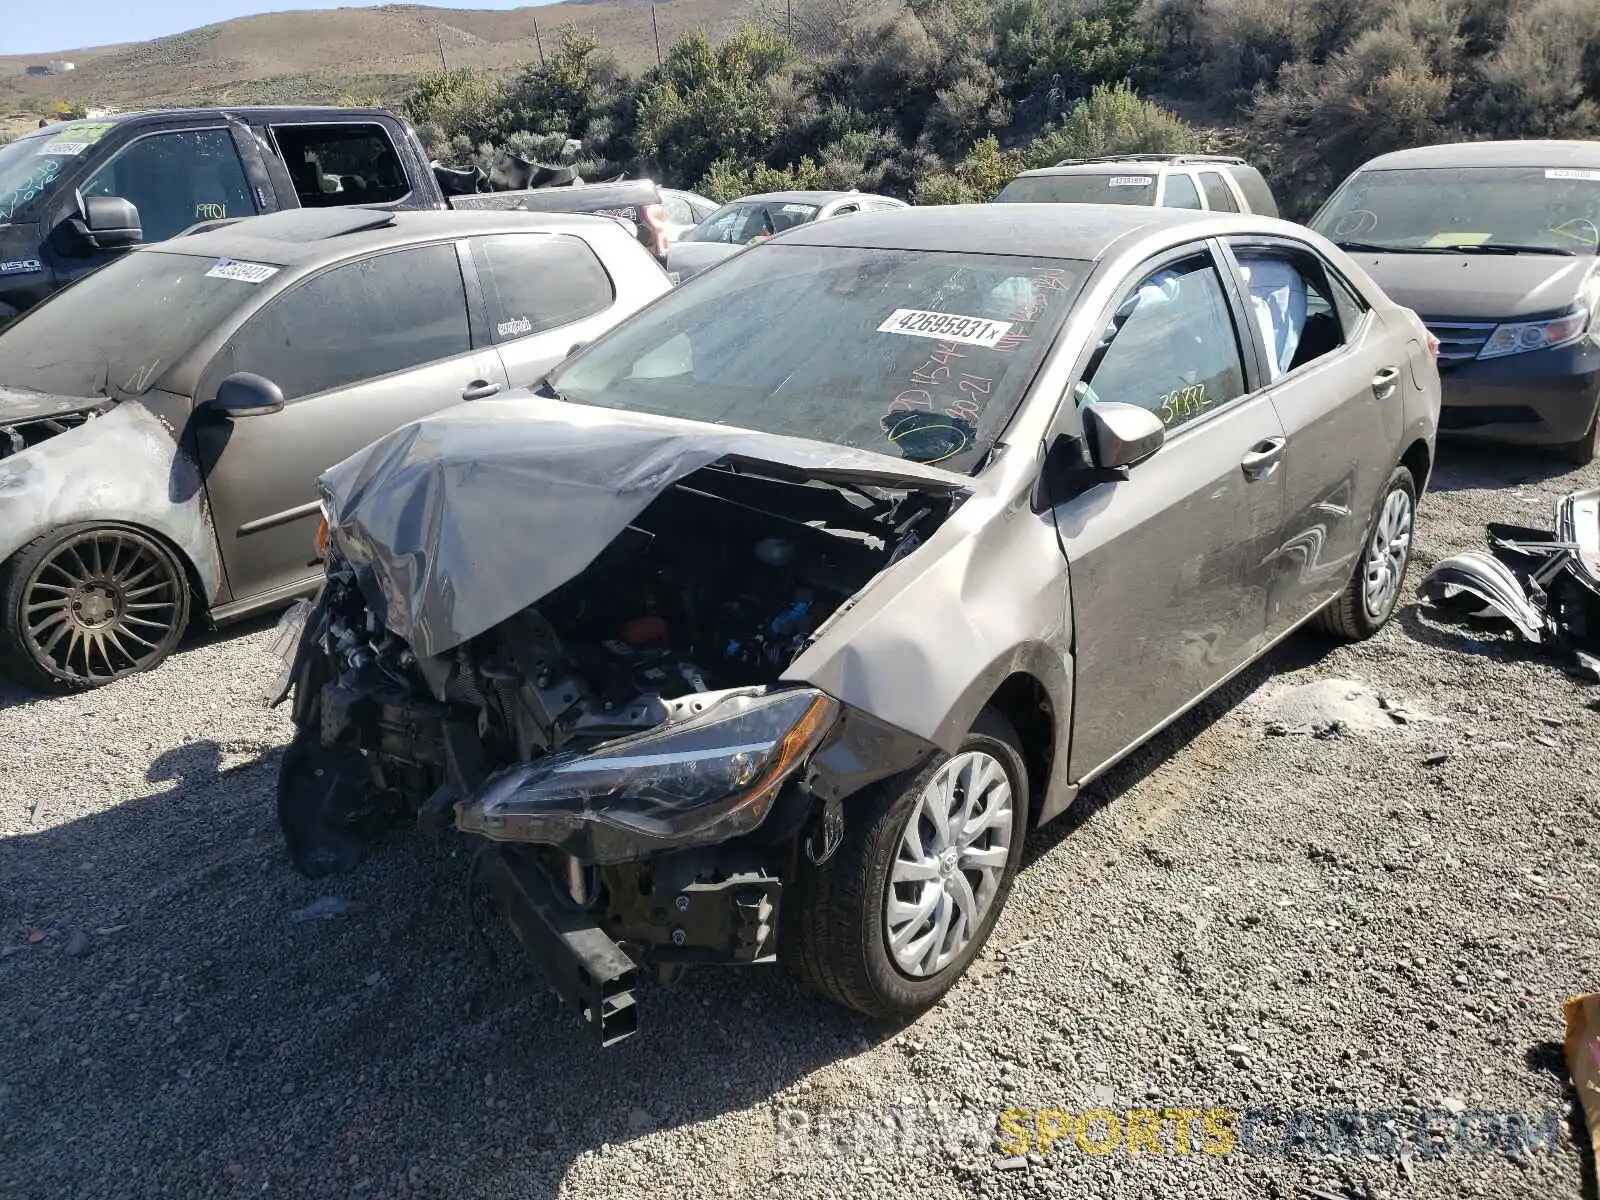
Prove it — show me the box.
[781,709,1030,1020]
[0,523,192,693]
[1558,408,1599,467]
[1313,464,1417,642]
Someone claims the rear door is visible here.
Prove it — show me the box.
[1051,241,1286,779]
[1218,236,1405,635]
[194,240,508,604]
[465,232,639,387]
[261,120,419,211]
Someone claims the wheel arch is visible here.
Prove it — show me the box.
[981,671,1056,817]
[1400,437,1431,495]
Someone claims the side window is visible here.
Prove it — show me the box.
[1162,172,1203,210]
[222,243,470,400]
[832,204,860,216]
[1081,255,1248,433]
[473,233,615,342]
[80,129,256,241]
[1199,171,1240,212]
[664,195,695,225]
[269,123,409,208]
[1329,271,1369,336]
[1232,245,1353,380]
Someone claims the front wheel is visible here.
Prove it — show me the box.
[781,710,1029,1020]
[0,523,191,692]
[1314,464,1417,641]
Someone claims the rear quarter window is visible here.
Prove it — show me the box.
[473,233,616,342]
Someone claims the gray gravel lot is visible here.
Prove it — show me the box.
[2,444,1597,1200]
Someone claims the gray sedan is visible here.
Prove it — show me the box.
[274,204,1440,1039]
[664,189,908,281]
[0,208,670,691]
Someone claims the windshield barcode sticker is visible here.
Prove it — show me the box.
[1547,168,1600,182]
[1109,176,1154,187]
[878,309,1013,347]
[41,140,91,156]
[206,258,280,284]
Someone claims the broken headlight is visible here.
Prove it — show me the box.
[456,688,839,863]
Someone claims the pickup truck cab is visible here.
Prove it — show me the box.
[0,105,674,324]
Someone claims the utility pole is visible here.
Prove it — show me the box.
[787,0,793,42]
[651,5,662,67]
[436,30,447,71]
[532,14,546,67]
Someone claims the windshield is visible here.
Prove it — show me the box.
[685,200,821,245]
[0,121,118,224]
[1312,165,1600,253]
[548,244,1088,473]
[0,248,278,397]
[994,173,1157,206]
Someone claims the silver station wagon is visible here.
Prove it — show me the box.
[273,204,1441,1044]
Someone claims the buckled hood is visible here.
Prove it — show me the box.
[317,391,968,660]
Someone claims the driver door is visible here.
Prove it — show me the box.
[193,241,507,608]
[1051,243,1286,780]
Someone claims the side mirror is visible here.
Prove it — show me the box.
[1083,401,1165,470]
[210,372,285,418]
[67,195,142,251]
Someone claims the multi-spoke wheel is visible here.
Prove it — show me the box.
[782,710,1030,1020]
[886,750,1015,978]
[0,524,191,692]
[1315,464,1418,641]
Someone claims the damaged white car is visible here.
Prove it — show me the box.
[272,205,1440,1043]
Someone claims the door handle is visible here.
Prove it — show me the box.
[1371,367,1400,401]
[1240,436,1286,480]
[461,379,502,401]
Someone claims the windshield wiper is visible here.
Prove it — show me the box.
[1332,240,1451,255]
[1441,242,1577,257]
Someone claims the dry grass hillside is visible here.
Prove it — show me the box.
[0,1,756,132]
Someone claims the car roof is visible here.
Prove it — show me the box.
[42,105,399,126]
[725,191,863,205]
[1014,163,1173,178]
[141,207,626,268]
[1357,140,1600,171]
[778,202,1240,260]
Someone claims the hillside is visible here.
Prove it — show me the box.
[0,1,756,126]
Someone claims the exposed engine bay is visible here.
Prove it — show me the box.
[0,393,114,462]
[275,461,953,1043]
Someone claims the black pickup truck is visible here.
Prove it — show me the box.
[0,105,671,323]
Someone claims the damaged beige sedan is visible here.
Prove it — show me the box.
[272,204,1440,1043]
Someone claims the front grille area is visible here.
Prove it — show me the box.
[1423,318,1497,366]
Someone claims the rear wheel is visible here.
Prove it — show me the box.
[1314,465,1417,641]
[782,710,1029,1020]
[0,524,191,692]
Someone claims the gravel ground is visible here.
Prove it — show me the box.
[2,443,1597,1200]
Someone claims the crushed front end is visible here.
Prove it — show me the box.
[272,455,953,1044]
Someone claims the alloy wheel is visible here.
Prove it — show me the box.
[885,750,1015,978]
[21,530,185,684]
[1363,486,1414,620]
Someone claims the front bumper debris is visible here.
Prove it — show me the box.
[481,848,639,1046]
[1418,487,1600,678]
